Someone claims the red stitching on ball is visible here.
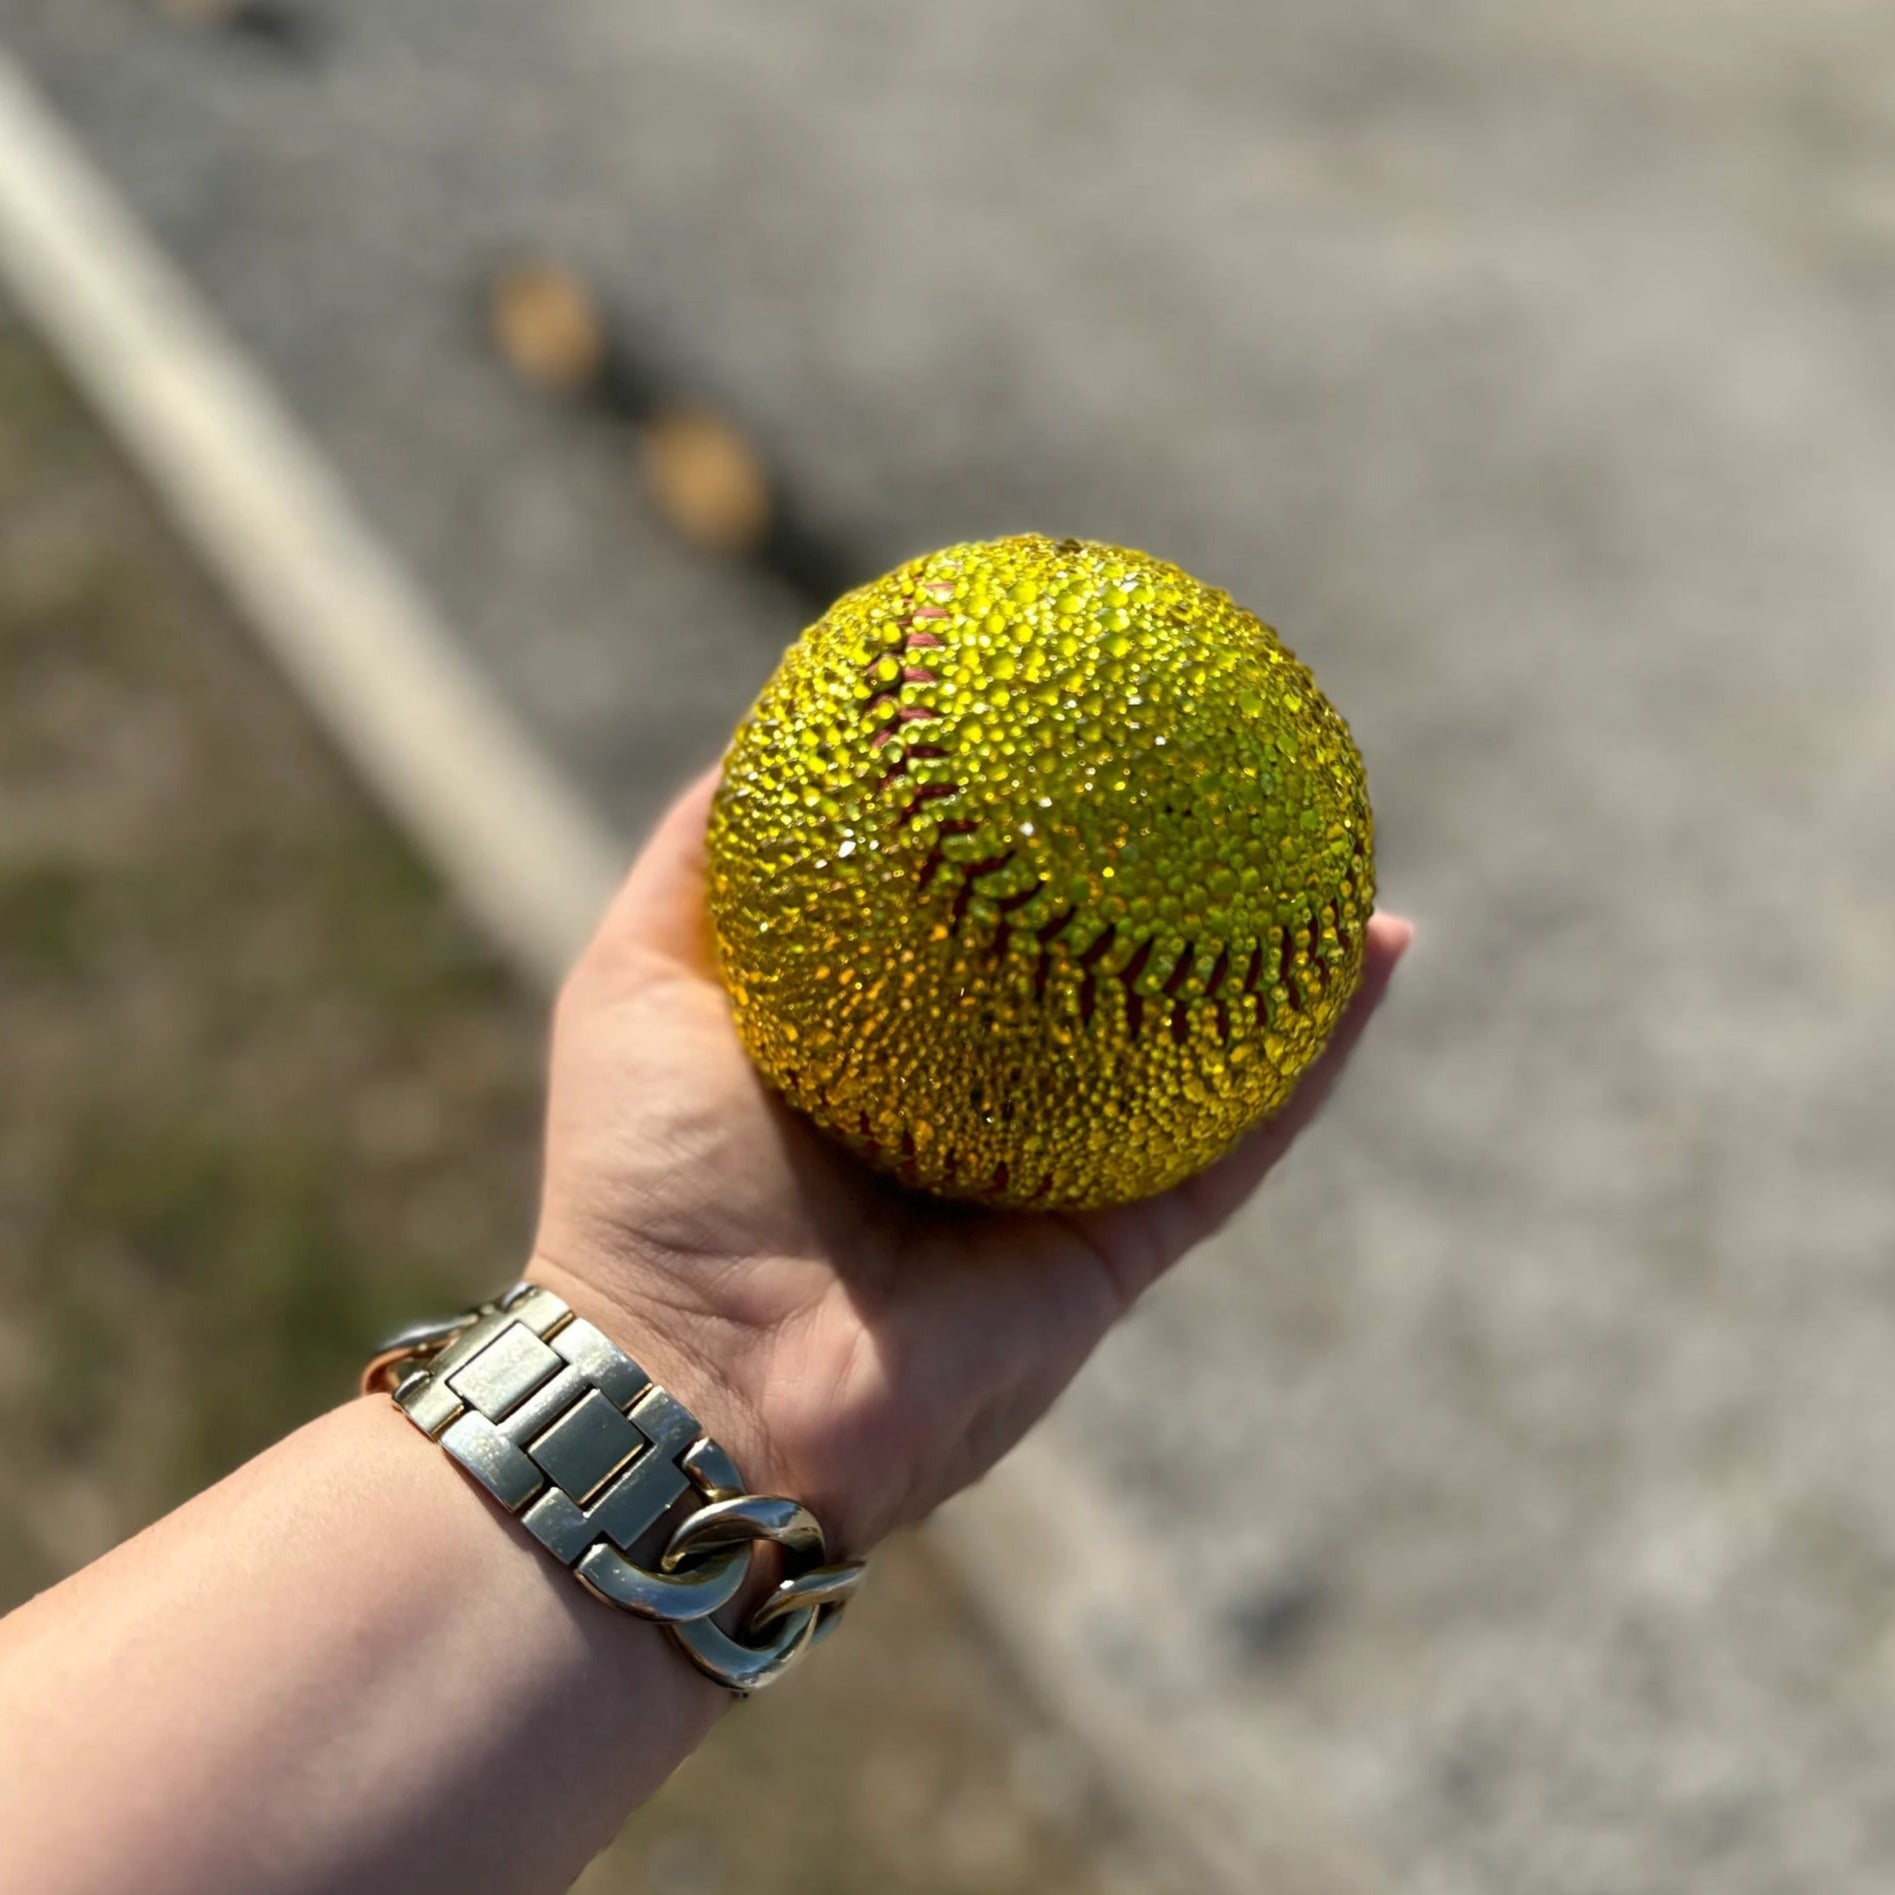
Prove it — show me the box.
[944,849,1017,939]
[1334,885,1356,953]
[1163,941,1196,998]
[871,705,939,748]
[897,782,960,825]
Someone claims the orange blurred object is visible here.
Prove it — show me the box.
[488,259,610,399]
[641,407,774,556]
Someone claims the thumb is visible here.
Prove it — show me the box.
[586,766,723,979]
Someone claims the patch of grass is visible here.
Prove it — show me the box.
[0,860,94,981]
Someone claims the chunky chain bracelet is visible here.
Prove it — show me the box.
[362,1282,866,1694]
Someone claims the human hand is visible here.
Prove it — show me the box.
[529,772,1411,1555]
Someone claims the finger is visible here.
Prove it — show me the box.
[588,765,722,976]
[1077,910,1414,1292]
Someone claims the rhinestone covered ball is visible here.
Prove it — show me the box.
[707,534,1375,1210]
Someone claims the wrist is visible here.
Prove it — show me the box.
[521,1250,867,1558]
[371,1270,867,1692]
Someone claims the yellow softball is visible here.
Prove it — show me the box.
[707,534,1375,1210]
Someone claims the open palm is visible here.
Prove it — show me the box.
[530,773,1410,1554]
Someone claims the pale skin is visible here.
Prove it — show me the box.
[0,772,1411,1895]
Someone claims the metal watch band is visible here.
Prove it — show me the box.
[361,1281,865,1693]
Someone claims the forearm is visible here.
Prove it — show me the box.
[0,1397,724,1895]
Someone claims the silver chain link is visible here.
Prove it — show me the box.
[362,1282,866,1693]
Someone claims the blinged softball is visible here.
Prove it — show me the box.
[707,534,1375,1211]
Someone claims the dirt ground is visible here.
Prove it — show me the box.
[0,307,1150,1895]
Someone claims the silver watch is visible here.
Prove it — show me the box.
[362,1281,865,1694]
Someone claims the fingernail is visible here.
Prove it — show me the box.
[1373,912,1416,955]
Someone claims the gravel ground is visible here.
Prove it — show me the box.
[7,4,1895,1889]
[0,306,1147,1895]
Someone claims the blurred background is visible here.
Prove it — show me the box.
[2,3,1895,1891]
